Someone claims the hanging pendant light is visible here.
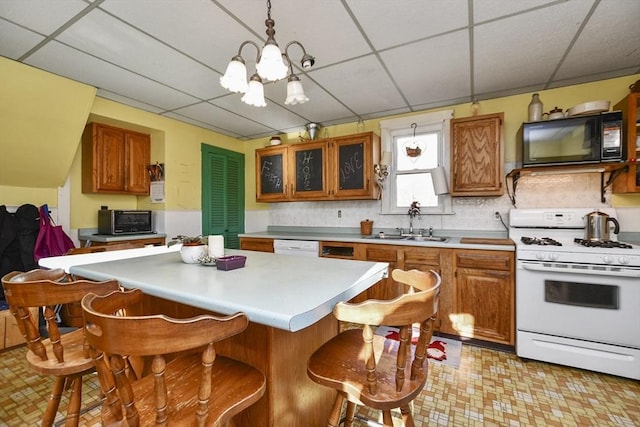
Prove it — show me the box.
[220,0,315,106]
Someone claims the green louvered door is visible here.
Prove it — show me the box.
[201,144,245,249]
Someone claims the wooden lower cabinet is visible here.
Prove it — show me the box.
[452,249,515,345]
[240,237,274,252]
[360,244,400,302]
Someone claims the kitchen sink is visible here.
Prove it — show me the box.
[364,235,449,242]
[364,235,408,241]
[406,236,449,242]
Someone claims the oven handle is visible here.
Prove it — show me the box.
[520,262,640,278]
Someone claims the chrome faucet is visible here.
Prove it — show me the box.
[406,201,421,236]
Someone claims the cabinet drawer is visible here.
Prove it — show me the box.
[240,237,274,253]
[364,245,398,262]
[404,247,442,266]
[455,250,512,271]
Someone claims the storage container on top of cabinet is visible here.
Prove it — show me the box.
[450,113,504,196]
[613,93,640,193]
[82,123,150,195]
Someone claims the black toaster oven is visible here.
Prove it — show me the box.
[98,210,153,235]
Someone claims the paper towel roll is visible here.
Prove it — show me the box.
[208,235,225,258]
[431,166,449,195]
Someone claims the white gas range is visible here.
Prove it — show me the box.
[509,208,640,380]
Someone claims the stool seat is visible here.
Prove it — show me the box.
[26,328,94,376]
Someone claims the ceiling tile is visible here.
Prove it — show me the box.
[26,41,201,110]
[380,29,470,105]
[555,2,640,80]
[0,0,88,34]
[310,55,407,115]
[171,102,274,137]
[473,1,594,93]
[56,8,223,99]
[473,0,560,23]
[0,20,44,59]
[347,0,468,50]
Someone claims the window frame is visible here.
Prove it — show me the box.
[379,110,453,215]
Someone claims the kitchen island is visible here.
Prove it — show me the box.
[40,248,388,426]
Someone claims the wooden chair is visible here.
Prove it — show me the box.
[307,269,441,427]
[81,288,266,426]
[1,268,121,427]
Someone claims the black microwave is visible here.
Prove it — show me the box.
[518,111,623,167]
[98,210,153,235]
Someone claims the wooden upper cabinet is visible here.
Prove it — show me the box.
[613,93,640,193]
[331,132,379,200]
[255,145,289,202]
[82,123,150,195]
[450,113,504,196]
[255,132,380,202]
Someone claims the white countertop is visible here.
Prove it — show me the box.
[40,247,388,332]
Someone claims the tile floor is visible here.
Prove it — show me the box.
[1,341,639,426]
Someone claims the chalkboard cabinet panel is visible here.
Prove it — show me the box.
[255,132,380,202]
[450,113,504,196]
[290,141,330,200]
[331,133,379,200]
[256,145,289,202]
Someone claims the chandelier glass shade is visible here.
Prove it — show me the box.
[219,0,315,107]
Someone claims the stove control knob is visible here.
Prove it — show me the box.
[536,252,546,260]
[548,253,559,261]
[618,256,630,265]
[603,256,614,264]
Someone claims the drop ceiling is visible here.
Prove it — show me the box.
[1,0,639,140]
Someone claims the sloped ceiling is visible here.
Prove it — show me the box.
[1,0,638,141]
[0,57,96,188]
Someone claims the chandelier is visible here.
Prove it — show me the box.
[219,0,315,107]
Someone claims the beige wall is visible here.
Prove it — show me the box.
[1,57,638,230]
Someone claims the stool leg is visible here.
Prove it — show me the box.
[400,404,414,427]
[343,401,356,427]
[327,393,345,427]
[64,376,83,426]
[382,410,393,426]
[42,377,65,427]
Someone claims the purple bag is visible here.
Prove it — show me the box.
[34,205,75,261]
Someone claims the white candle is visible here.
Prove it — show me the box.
[208,235,225,258]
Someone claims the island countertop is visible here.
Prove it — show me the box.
[41,248,388,332]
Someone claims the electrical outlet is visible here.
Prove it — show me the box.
[338,210,342,219]
[494,211,500,221]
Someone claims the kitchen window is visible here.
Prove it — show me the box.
[379,110,453,215]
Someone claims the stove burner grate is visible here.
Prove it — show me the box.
[573,238,633,249]
[521,237,562,246]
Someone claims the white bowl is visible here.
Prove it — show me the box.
[567,100,610,117]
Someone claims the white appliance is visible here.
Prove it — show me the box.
[509,208,640,380]
[273,239,320,257]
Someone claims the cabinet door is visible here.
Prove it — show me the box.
[331,133,379,200]
[402,247,452,333]
[256,146,289,202]
[454,250,514,345]
[613,93,640,193]
[290,141,330,200]
[82,123,150,194]
[450,113,504,196]
[94,124,126,192]
[124,132,151,194]
[362,244,399,302]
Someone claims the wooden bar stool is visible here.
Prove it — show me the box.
[307,269,441,427]
[1,268,120,427]
[81,288,266,426]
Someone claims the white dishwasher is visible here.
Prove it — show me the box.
[273,239,320,257]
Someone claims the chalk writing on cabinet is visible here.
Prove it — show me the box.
[295,148,323,192]
[338,143,364,190]
[260,154,284,194]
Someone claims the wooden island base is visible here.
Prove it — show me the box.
[143,294,338,427]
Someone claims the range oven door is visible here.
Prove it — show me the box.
[516,260,640,379]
